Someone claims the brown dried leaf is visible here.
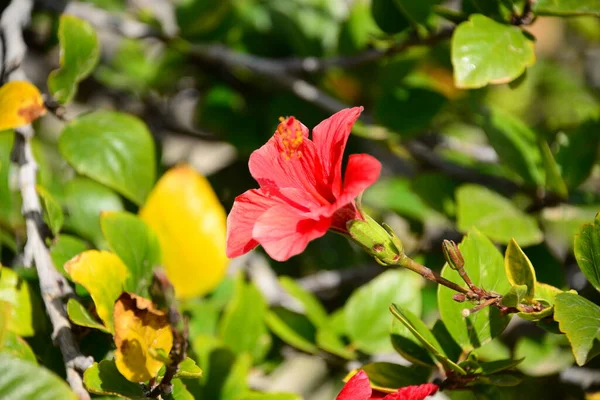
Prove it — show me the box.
[113,292,173,382]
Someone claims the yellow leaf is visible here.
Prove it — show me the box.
[0,81,46,130]
[65,250,129,333]
[113,292,173,382]
[140,165,228,299]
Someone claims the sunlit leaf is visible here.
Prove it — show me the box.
[219,276,270,361]
[140,165,228,299]
[1,330,37,363]
[65,250,129,332]
[36,185,64,236]
[452,15,535,88]
[101,211,161,296]
[113,292,173,382]
[0,268,36,337]
[0,81,46,130]
[66,298,109,333]
[505,239,537,301]
[59,111,156,205]
[345,269,423,354]
[83,360,145,398]
[554,292,600,365]
[574,213,600,293]
[535,0,600,16]
[457,184,543,246]
[0,355,76,399]
[48,15,100,104]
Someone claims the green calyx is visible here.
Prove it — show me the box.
[346,215,404,265]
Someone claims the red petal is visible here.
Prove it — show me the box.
[252,205,331,261]
[226,187,317,258]
[249,133,333,205]
[381,384,439,400]
[312,107,363,198]
[337,153,381,207]
[336,370,372,400]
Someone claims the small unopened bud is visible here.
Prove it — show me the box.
[453,293,466,302]
[461,309,471,318]
[442,240,464,270]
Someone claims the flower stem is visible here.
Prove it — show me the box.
[398,255,470,294]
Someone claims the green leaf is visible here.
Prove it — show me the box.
[265,308,318,354]
[221,353,252,400]
[338,1,381,54]
[157,357,202,380]
[556,120,600,189]
[63,177,124,248]
[539,140,568,198]
[171,379,194,400]
[456,184,543,246]
[390,304,466,374]
[411,173,459,217]
[363,177,435,221]
[101,211,161,296]
[48,15,99,104]
[361,362,431,392]
[575,214,600,293]
[478,358,524,375]
[371,0,410,34]
[59,111,156,205]
[36,186,64,236]
[517,282,566,321]
[554,292,600,365]
[50,234,89,277]
[482,108,544,186]
[66,298,110,333]
[0,268,37,337]
[505,239,537,301]
[174,358,203,379]
[83,360,145,398]
[451,14,535,88]
[391,317,435,367]
[392,0,440,27]
[374,86,447,139]
[0,355,77,399]
[0,133,22,229]
[539,62,600,129]
[535,0,600,16]
[501,285,527,308]
[514,335,574,376]
[1,330,37,363]
[344,269,423,354]
[279,276,328,328]
[316,325,356,360]
[219,277,270,362]
[541,204,599,255]
[438,229,512,351]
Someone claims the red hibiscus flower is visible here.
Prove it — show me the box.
[226,107,381,261]
[336,370,439,400]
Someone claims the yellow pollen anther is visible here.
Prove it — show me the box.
[276,116,304,160]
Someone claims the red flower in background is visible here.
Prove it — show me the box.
[226,107,381,261]
[336,370,439,400]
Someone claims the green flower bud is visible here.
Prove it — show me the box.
[347,215,403,265]
[442,239,464,270]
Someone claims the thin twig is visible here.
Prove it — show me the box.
[1,1,92,398]
[277,27,454,74]
[148,270,188,397]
